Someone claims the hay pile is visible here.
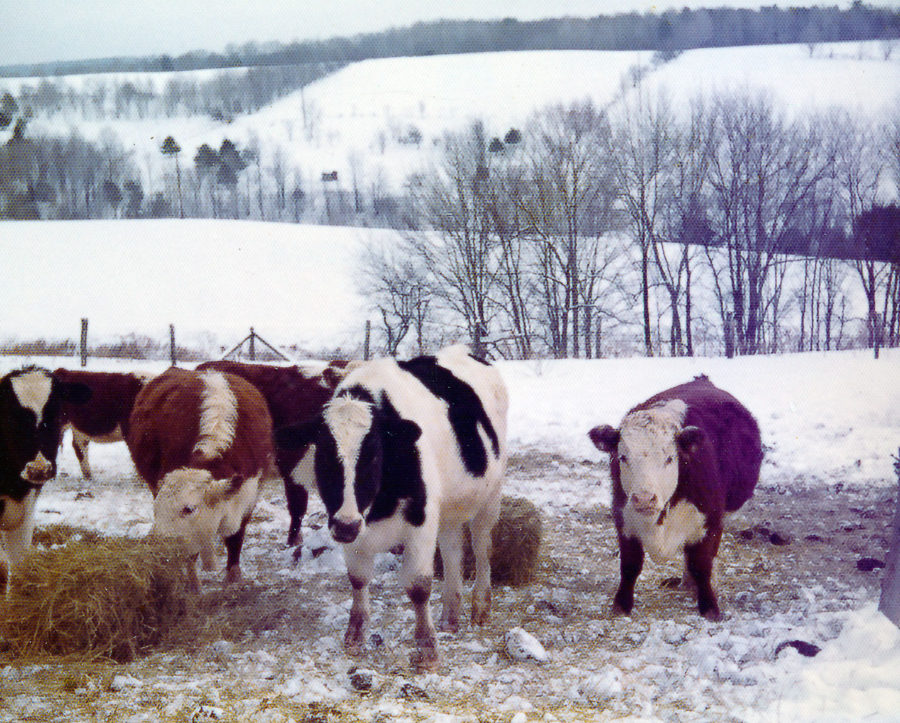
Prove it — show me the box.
[436,495,543,587]
[0,536,197,662]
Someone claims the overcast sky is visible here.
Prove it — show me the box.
[3,1,894,67]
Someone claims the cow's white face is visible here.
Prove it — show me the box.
[11,371,52,421]
[151,468,254,570]
[616,400,687,517]
[319,396,379,543]
[10,370,57,483]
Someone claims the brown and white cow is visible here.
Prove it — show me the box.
[126,367,275,583]
[276,346,508,671]
[589,375,762,621]
[0,367,91,586]
[196,359,356,549]
[53,368,153,479]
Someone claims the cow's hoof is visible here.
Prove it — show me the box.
[439,616,459,633]
[224,566,243,585]
[611,602,633,617]
[410,646,440,673]
[344,641,364,657]
[660,576,682,589]
[471,606,491,627]
[701,607,722,622]
[291,546,304,563]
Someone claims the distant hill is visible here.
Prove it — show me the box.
[1,4,897,78]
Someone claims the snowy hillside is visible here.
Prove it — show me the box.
[4,41,897,195]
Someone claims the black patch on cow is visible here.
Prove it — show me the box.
[341,385,375,405]
[313,425,345,519]
[398,355,498,477]
[366,394,426,527]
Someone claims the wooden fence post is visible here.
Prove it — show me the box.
[249,327,256,361]
[80,318,88,367]
[364,320,371,360]
[170,324,176,367]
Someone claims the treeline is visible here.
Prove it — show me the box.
[1,3,897,78]
[0,62,339,124]
[360,94,900,360]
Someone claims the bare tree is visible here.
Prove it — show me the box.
[705,91,835,354]
[522,101,616,358]
[607,88,675,356]
[359,240,432,356]
[406,121,502,357]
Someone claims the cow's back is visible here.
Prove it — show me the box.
[127,368,203,488]
[53,369,147,437]
[638,377,762,512]
[340,347,507,515]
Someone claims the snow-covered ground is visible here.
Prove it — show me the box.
[0,348,897,721]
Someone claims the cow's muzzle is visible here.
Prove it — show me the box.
[629,491,660,516]
[22,452,54,484]
[331,517,362,544]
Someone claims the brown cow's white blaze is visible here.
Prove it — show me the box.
[193,372,238,462]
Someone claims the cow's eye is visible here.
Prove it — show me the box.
[180,505,196,517]
[619,454,628,465]
[665,456,674,465]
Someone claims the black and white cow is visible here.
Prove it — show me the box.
[0,367,91,585]
[277,345,508,671]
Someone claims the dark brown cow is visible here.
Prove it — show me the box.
[53,369,152,479]
[589,376,762,620]
[196,359,355,549]
[126,367,275,582]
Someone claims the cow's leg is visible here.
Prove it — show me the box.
[469,494,500,626]
[0,542,9,595]
[4,489,39,570]
[343,549,374,656]
[613,532,645,615]
[437,525,463,632]
[284,477,308,550]
[71,429,93,480]
[400,534,439,671]
[223,519,249,584]
[685,526,723,621]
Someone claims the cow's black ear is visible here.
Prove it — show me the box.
[677,426,704,457]
[588,425,619,454]
[386,417,422,445]
[275,417,322,451]
[58,380,92,405]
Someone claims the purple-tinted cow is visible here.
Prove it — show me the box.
[589,376,762,620]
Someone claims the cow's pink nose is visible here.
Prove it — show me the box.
[630,492,658,512]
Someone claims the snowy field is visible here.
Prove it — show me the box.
[0,348,897,721]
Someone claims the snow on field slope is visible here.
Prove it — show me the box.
[4,42,897,193]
